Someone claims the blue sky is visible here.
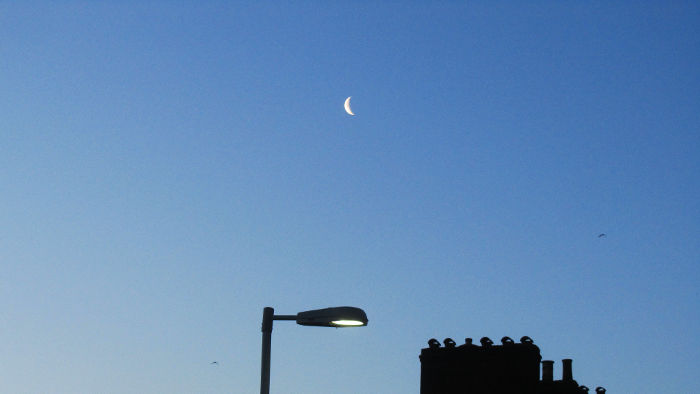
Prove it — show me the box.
[1,2,698,393]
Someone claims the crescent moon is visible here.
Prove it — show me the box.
[344,96,355,116]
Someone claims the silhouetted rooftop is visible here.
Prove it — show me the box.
[420,336,605,394]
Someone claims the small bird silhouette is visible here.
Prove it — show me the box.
[598,233,606,238]
[210,361,218,365]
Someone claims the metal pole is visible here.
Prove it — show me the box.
[260,307,274,394]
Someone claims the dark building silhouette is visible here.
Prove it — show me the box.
[420,336,606,394]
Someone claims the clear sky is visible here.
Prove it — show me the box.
[1,2,698,393]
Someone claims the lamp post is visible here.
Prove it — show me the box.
[259,306,368,394]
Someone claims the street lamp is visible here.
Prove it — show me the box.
[260,306,368,394]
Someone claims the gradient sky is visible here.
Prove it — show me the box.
[2,2,699,393]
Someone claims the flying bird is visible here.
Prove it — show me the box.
[598,233,606,238]
[210,361,218,365]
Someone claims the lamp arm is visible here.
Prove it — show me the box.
[273,315,296,321]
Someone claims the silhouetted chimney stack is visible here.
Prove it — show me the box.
[419,335,605,393]
[542,360,554,382]
[562,358,573,381]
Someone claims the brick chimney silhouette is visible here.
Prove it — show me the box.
[419,335,606,394]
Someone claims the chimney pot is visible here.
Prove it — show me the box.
[562,358,573,381]
[542,360,554,382]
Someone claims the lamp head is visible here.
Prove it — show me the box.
[296,306,368,327]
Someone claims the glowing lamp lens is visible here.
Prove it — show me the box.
[331,320,365,326]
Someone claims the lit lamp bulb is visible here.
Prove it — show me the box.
[331,320,365,326]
